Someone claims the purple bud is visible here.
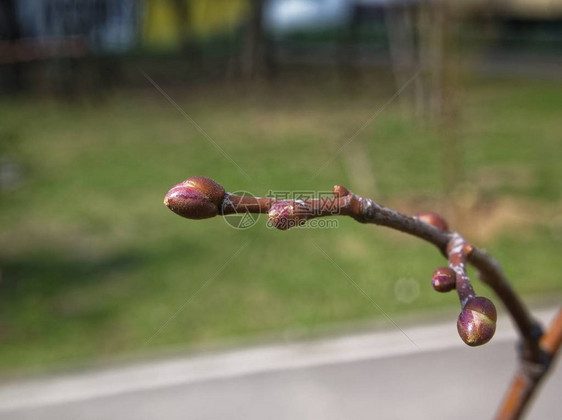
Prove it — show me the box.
[164,177,225,220]
[457,297,497,346]
[268,201,308,230]
[432,267,456,292]
[183,176,226,205]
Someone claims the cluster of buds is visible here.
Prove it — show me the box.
[164,176,349,230]
[418,213,497,347]
[165,178,498,348]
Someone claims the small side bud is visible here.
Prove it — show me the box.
[457,296,497,347]
[164,176,225,220]
[432,267,456,292]
[268,201,308,230]
[415,212,449,231]
[332,185,350,198]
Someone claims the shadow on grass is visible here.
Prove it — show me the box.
[0,252,141,300]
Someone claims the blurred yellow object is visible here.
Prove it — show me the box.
[143,0,249,48]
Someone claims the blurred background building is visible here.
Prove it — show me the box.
[2,0,561,94]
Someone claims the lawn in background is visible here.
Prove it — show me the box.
[1,73,561,375]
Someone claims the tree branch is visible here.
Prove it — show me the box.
[164,176,561,419]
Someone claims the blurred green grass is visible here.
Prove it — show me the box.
[1,74,561,375]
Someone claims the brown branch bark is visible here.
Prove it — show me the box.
[495,308,562,420]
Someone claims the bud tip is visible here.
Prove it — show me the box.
[457,297,497,346]
[164,176,225,220]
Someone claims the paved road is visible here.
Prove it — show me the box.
[1,308,559,420]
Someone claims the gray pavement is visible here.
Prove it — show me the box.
[0,308,560,420]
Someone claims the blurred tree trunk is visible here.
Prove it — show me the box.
[171,0,201,62]
[439,3,463,195]
[343,141,379,200]
[241,0,270,79]
[0,0,23,93]
[417,0,464,194]
[336,6,360,84]
[386,4,419,116]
